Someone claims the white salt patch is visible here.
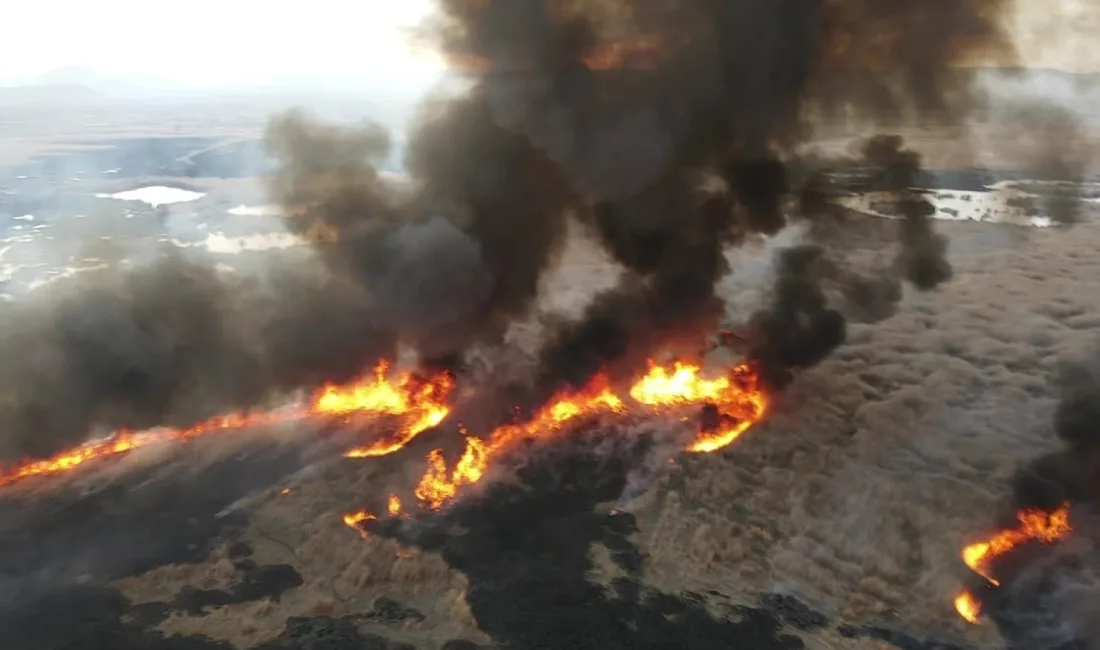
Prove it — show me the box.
[165,232,302,254]
[838,189,1054,228]
[203,232,301,254]
[26,264,108,291]
[228,204,283,216]
[0,263,46,282]
[97,186,206,208]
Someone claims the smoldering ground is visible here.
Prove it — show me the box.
[0,0,1089,471]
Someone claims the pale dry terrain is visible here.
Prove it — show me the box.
[97,206,1100,649]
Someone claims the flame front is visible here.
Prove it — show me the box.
[631,362,766,453]
[954,502,1072,624]
[410,362,767,513]
[0,360,452,487]
[415,379,627,510]
[318,361,454,458]
[0,357,769,544]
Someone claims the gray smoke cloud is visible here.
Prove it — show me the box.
[5,0,1091,465]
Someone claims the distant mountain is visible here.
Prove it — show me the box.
[0,83,105,107]
[0,66,202,103]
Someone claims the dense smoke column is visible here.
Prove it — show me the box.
[1012,358,1100,513]
[425,0,1014,401]
[857,135,951,289]
[265,98,580,369]
[742,246,847,391]
[0,0,1019,461]
[0,255,394,461]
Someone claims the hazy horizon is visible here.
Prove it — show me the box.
[3,0,443,92]
[4,0,1100,93]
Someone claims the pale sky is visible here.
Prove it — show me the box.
[1,0,443,87]
[1,1,1097,87]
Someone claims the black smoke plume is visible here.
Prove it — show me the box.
[0,0,1022,461]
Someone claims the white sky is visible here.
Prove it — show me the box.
[1,1,1097,86]
[0,0,443,86]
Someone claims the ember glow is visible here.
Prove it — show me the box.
[954,503,1072,624]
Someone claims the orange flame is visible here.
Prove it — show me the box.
[954,591,981,624]
[630,361,765,453]
[0,360,452,488]
[342,510,376,539]
[408,361,767,513]
[319,361,454,458]
[0,408,309,487]
[415,379,627,511]
[0,355,768,545]
[954,502,1072,624]
[387,494,403,517]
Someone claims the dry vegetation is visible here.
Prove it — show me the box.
[103,205,1100,649]
[636,212,1100,648]
[116,456,488,649]
[4,96,1095,647]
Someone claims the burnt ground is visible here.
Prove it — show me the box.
[5,208,1100,649]
[4,211,1100,649]
[0,414,986,650]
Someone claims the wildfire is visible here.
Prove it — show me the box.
[387,494,403,517]
[0,361,452,487]
[0,355,769,544]
[631,362,765,453]
[954,591,981,625]
[355,361,768,526]
[317,361,454,458]
[342,510,376,539]
[954,502,1072,624]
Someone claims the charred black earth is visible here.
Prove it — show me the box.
[0,421,984,650]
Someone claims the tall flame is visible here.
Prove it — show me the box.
[953,503,1072,624]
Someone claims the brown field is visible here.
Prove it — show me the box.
[93,206,1100,649]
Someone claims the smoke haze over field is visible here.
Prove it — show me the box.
[1,0,1091,462]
